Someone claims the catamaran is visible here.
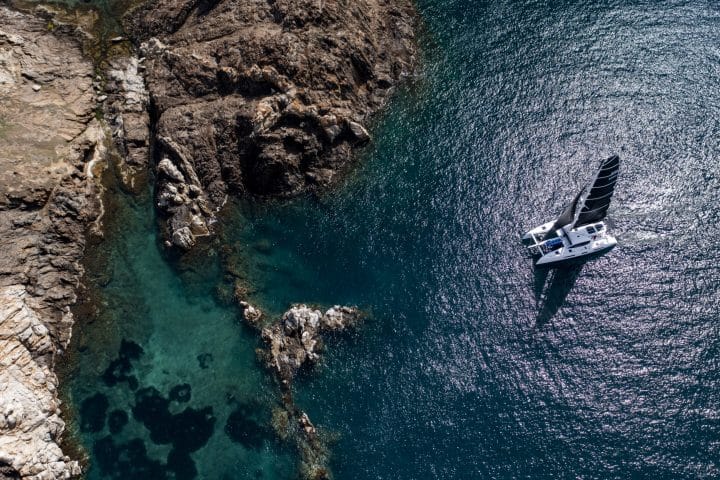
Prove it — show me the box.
[522,155,620,267]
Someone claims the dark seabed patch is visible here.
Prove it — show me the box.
[101,339,143,389]
[79,394,109,433]
[169,383,192,403]
[107,410,128,435]
[224,400,273,450]
[93,436,166,479]
[132,386,215,452]
[167,448,198,480]
[196,352,213,369]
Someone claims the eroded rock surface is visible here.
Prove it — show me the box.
[0,6,105,478]
[104,55,151,191]
[123,0,417,247]
[258,305,360,385]
[241,303,360,479]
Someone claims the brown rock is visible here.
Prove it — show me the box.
[0,6,104,479]
[123,0,417,247]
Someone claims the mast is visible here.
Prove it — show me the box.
[542,188,584,240]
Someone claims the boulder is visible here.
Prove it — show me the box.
[347,121,371,143]
[171,226,195,250]
[157,158,185,183]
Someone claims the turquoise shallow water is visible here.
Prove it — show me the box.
[65,185,295,479]
[67,0,720,479]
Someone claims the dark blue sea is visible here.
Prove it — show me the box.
[65,1,720,479]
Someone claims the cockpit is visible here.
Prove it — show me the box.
[541,237,564,254]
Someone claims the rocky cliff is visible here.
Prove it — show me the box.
[123,0,417,248]
[0,6,106,479]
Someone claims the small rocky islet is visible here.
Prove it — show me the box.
[0,0,418,479]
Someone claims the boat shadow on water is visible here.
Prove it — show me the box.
[533,263,584,326]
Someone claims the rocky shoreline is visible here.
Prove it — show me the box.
[0,0,417,478]
[0,6,106,478]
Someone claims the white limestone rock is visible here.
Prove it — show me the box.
[0,286,81,480]
[158,158,185,183]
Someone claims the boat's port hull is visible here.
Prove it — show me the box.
[521,221,555,242]
[535,240,616,267]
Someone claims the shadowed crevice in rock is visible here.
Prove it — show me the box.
[0,462,21,480]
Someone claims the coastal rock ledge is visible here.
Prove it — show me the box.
[123,0,418,248]
[0,6,104,479]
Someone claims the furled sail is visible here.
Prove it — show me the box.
[574,155,620,227]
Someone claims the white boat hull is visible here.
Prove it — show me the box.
[523,221,617,267]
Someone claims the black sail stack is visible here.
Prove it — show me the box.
[575,155,620,227]
[541,155,620,240]
[523,154,620,267]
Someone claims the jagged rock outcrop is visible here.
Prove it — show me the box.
[241,303,360,480]
[259,305,360,385]
[123,0,417,248]
[104,55,151,191]
[0,6,106,478]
